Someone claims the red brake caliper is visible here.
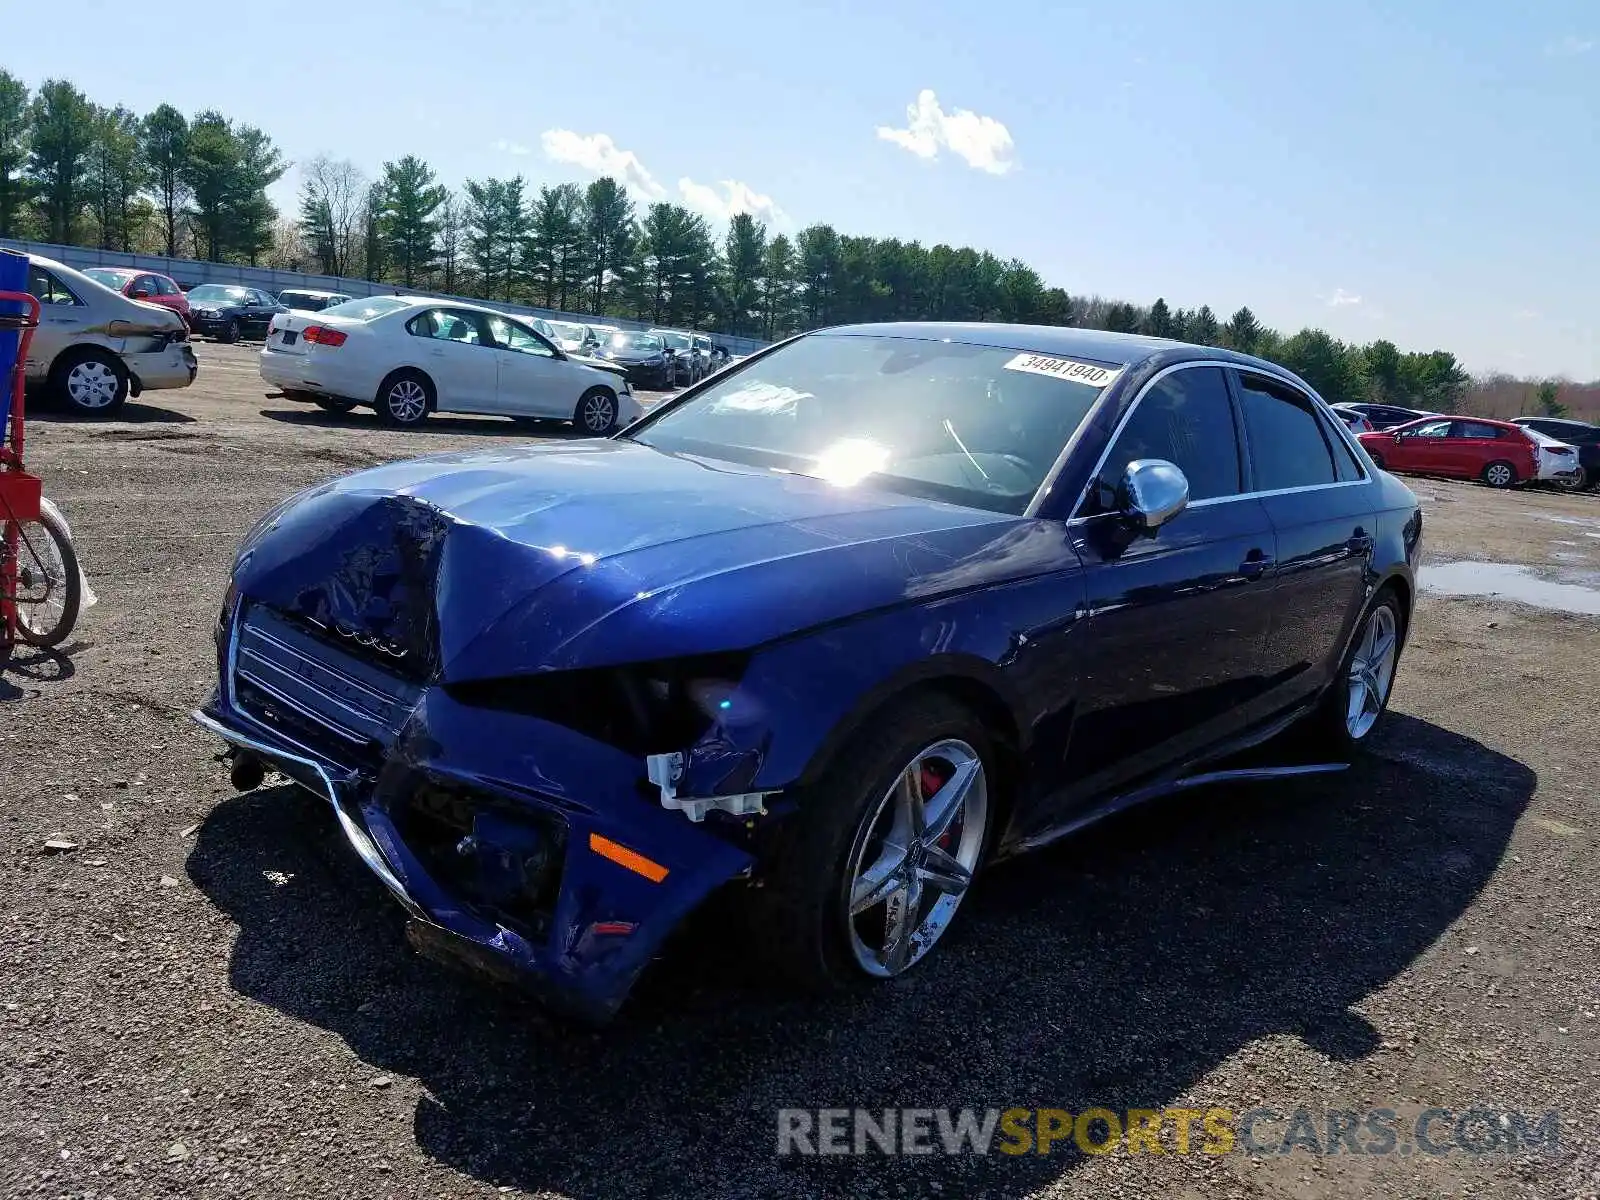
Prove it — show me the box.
[920,764,956,849]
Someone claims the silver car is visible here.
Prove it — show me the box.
[24,254,196,416]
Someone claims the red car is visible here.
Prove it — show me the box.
[82,267,192,327]
[1358,415,1540,489]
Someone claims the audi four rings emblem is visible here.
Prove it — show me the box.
[332,624,408,659]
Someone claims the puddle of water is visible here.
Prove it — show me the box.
[1421,561,1600,615]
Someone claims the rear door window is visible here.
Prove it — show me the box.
[27,266,82,306]
[1234,370,1339,492]
[1453,421,1503,439]
[1085,365,1242,512]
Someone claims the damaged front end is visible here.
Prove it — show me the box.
[196,510,786,1022]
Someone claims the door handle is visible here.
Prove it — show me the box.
[1239,549,1274,579]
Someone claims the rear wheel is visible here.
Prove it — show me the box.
[51,350,129,417]
[7,504,82,648]
[575,387,618,435]
[1300,588,1404,759]
[748,693,997,990]
[1482,460,1517,488]
[1553,466,1589,491]
[376,370,433,427]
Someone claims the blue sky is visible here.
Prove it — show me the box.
[11,0,1598,378]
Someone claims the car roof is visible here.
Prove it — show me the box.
[816,321,1294,375]
[1515,415,1596,428]
[280,288,344,297]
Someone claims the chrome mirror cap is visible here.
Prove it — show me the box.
[1118,459,1190,531]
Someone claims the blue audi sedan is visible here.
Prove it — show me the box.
[196,323,1423,1021]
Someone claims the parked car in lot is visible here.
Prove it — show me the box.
[544,319,595,355]
[21,253,196,415]
[1358,415,1578,488]
[1512,417,1600,490]
[186,285,286,343]
[1341,401,1438,430]
[276,288,353,313]
[649,328,702,385]
[258,294,641,433]
[81,267,192,326]
[201,322,1421,1021]
[1330,404,1374,434]
[590,330,676,389]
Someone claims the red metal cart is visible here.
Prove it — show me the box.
[2,257,83,653]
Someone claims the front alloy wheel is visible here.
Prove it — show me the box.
[577,388,617,434]
[844,740,989,977]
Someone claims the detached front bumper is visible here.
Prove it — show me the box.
[194,606,754,1022]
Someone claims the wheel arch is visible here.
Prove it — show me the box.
[377,364,437,411]
[785,656,1027,834]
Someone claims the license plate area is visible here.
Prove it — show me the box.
[280,330,298,346]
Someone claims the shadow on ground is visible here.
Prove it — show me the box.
[0,644,76,701]
[187,713,1532,1196]
[26,393,199,425]
[259,406,588,440]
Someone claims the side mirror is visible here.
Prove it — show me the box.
[1116,459,1189,532]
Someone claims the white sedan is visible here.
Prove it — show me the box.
[259,296,642,433]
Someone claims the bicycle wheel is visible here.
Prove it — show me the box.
[6,503,81,647]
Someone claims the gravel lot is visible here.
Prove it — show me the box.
[2,341,1598,1199]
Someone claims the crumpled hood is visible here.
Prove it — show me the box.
[231,439,1038,681]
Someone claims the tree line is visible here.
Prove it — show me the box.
[6,70,1587,416]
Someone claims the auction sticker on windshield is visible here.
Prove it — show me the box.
[1003,353,1123,388]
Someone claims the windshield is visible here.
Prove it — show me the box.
[189,284,251,303]
[84,268,133,288]
[549,321,587,342]
[654,331,691,351]
[627,333,1110,515]
[278,291,328,309]
[610,333,663,352]
[319,296,411,321]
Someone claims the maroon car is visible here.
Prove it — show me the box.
[82,267,192,327]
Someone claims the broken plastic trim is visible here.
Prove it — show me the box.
[647,750,776,823]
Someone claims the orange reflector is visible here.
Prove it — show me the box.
[588,833,669,883]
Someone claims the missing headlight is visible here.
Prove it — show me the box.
[445,651,750,757]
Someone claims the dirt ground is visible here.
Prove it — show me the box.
[2,341,1598,1199]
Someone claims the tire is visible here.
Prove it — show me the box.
[219,319,241,345]
[746,693,998,992]
[375,370,433,427]
[1553,466,1589,492]
[1481,460,1517,488]
[575,386,618,435]
[51,350,129,417]
[8,504,82,648]
[1300,587,1405,760]
[313,396,357,414]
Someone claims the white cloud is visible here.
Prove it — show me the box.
[539,129,666,200]
[677,177,787,227]
[1328,288,1363,308]
[1545,34,1594,55]
[538,128,785,227]
[876,89,1016,175]
[493,138,531,156]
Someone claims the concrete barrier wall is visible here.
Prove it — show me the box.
[2,238,774,356]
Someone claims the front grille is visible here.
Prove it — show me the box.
[231,604,421,763]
